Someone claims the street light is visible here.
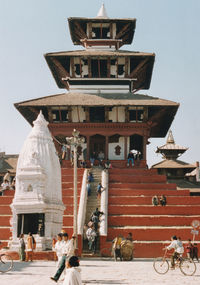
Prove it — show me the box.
[66,129,85,251]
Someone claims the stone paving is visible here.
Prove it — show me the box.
[0,258,200,285]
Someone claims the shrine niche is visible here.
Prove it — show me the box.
[115,145,121,155]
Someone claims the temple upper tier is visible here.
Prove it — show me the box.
[44,5,154,93]
[45,50,155,92]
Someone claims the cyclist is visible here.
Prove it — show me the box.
[164,235,184,269]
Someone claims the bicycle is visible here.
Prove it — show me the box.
[0,242,13,273]
[153,249,196,276]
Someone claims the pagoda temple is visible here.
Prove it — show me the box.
[14,5,179,165]
[152,130,196,179]
[1,4,199,258]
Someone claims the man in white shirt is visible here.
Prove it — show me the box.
[86,226,97,253]
[53,233,64,268]
[165,235,184,268]
[51,233,75,282]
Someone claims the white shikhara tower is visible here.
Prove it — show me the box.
[11,111,65,250]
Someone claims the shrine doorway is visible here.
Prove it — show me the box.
[130,134,143,158]
[17,213,45,237]
[90,134,105,157]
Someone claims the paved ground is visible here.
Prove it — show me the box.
[0,258,200,285]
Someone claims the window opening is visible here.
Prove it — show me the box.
[89,107,105,122]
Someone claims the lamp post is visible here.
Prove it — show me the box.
[66,129,85,250]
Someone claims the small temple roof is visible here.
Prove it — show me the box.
[186,168,199,177]
[152,159,196,169]
[0,153,18,174]
[68,19,136,46]
[156,130,188,152]
[97,3,108,18]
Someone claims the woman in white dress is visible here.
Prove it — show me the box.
[63,256,82,285]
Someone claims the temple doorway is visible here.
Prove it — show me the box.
[130,134,143,159]
[17,213,45,237]
[90,134,105,157]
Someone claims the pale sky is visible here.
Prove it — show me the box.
[0,0,200,167]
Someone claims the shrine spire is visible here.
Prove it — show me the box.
[97,3,109,18]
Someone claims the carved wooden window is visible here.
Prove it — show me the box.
[129,107,144,122]
[52,109,68,122]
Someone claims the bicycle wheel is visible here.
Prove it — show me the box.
[100,247,113,261]
[180,258,196,276]
[153,258,169,274]
[0,254,13,273]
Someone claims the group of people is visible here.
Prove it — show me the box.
[18,232,36,262]
[51,232,82,284]
[127,150,141,167]
[152,195,167,206]
[90,151,105,167]
[112,233,134,261]
[0,170,15,195]
[86,169,104,199]
[84,208,104,254]
[185,239,199,261]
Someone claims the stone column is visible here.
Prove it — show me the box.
[86,135,90,160]
[124,136,128,160]
[105,136,109,159]
[143,135,147,161]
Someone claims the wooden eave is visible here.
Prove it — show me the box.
[152,159,196,169]
[68,17,136,46]
[44,50,155,90]
[14,92,179,137]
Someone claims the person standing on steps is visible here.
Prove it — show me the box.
[91,207,104,230]
[86,182,91,196]
[90,151,96,167]
[96,183,104,199]
[86,225,97,253]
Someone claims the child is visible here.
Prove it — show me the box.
[63,256,82,285]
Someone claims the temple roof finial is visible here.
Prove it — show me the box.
[97,3,109,18]
[167,129,175,144]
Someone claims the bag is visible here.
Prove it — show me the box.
[88,221,93,228]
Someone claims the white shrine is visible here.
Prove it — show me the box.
[11,111,65,250]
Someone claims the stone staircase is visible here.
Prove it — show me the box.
[85,167,101,224]
[82,167,102,254]
[102,168,200,258]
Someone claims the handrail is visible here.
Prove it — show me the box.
[77,169,88,235]
[99,169,109,236]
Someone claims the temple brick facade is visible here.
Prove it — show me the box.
[0,4,199,258]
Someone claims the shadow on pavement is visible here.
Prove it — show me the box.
[82,280,128,284]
